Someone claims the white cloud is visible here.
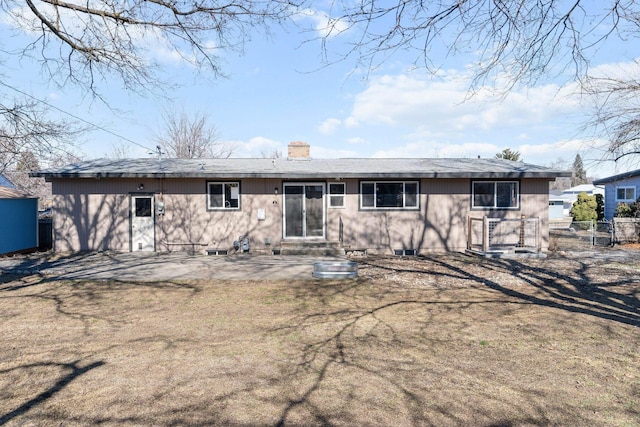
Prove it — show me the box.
[523,137,623,178]
[371,141,500,159]
[317,118,341,134]
[366,137,616,176]
[228,137,284,157]
[343,116,359,128]
[518,139,587,157]
[347,137,366,144]
[312,145,357,158]
[338,71,581,135]
[588,58,640,80]
[295,8,349,38]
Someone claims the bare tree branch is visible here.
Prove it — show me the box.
[0,98,84,174]
[581,61,640,161]
[155,109,235,159]
[324,1,633,91]
[322,1,640,163]
[2,0,302,95]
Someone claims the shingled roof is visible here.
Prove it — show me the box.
[31,157,571,180]
[593,168,640,185]
[0,174,30,198]
[0,173,16,188]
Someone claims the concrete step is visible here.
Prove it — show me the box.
[277,240,344,256]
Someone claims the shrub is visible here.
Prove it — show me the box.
[615,197,640,218]
[595,193,604,220]
[570,192,597,222]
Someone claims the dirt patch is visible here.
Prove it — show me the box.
[1,254,639,426]
[619,242,640,249]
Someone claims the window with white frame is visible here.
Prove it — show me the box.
[616,186,636,202]
[360,181,419,209]
[207,182,240,210]
[328,183,345,208]
[472,181,519,209]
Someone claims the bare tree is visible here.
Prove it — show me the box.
[0,0,301,173]
[3,150,50,202]
[261,149,283,159]
[3,0,300,95]
[328,1,632,90]
[548,158,572,191]
[155,110,235,159]
[324,1,640,162]
[583,67,640,162]
[108,142,133,159]
[0,99,83,174]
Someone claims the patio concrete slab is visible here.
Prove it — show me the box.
[0,252,347,281]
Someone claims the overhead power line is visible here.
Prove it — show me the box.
[0,80,154,153]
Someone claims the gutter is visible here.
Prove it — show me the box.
[30,171,573,180]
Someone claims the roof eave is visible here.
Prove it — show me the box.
[593,168,640,185]
[32,171,572,180]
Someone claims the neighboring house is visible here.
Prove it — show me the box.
[548,184,605,219]
[0,174,39,255]
[31,142,570,254]
[548,190,565,220]
[593,169,640,220]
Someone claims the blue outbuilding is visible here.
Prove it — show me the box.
[0,174,38,255]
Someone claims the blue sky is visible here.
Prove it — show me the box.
[1,4,636,179]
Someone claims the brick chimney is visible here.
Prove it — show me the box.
[287,141,310,159]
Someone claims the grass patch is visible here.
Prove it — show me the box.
[1,255,639,426]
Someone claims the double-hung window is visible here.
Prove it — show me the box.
[472,181,519,209]
[360,181,419,209]
[207,182,240,210]
[328,183,345,208]
[616,186,635,202]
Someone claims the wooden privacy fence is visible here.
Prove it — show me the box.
[468,216,541,254]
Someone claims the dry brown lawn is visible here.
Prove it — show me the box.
[1,253,639,426]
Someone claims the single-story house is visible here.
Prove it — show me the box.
[31,142,570,255]
[0,174,39,255]
[549,184,605,219]
[593,169,640,220]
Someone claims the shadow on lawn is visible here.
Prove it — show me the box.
[0,262,205,422]
[0,251,210,288]
[1,253,638,425]
[0,360,105,425]
[370,254,640,328]
[271,254,639,426]
[0,252,113,289]
[0,274,201,336]
[0,275,205,425]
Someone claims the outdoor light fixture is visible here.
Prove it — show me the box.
[274,187,278,195]
[137,184,144,191]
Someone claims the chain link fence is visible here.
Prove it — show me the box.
[549,221,614,251]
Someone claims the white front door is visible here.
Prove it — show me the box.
[283,183,325,239]
[131,194,155,251]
